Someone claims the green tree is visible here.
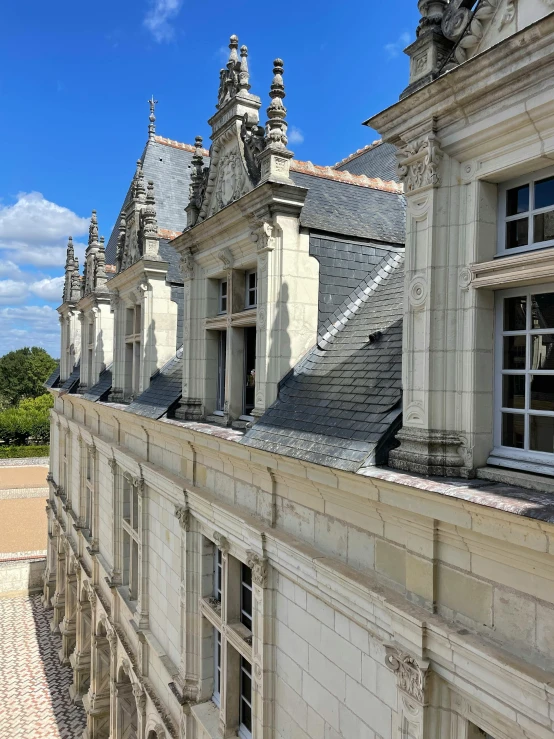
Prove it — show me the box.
[0,347,57,407]
[0,393,53,445]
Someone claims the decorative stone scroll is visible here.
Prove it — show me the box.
[246,551,268,588]
[385,646,427,704]
[397,134,443,193]
[213,532,230,554]
[174,505,190,532]
[179,249,195,281]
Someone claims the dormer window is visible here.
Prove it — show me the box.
[86,319,94,387]
[125,304,142,397]
[245,271,257,308]
[499,167,554,255]
[219,280,228,314]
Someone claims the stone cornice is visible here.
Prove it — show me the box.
[366,12,554,144]
[107,257,169,295]
[171,179,307,255]
[470,247,554,289]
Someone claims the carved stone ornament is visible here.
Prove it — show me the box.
[213,532,230,554]
[442,0,507,66]
[179,249,195,281]
[132,681,146,713]
[250,221,275,253]
[174,505,190,532]
[385,646,427,704]
[214,147,246,212]
[218,247,234,270]
[246,551,268,588]
[397,134,443,193]
[108,457,117,474]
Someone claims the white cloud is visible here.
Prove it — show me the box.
[385,32,412,59]
[0,280,27,305]
[0,192,89,248]
[0,260,23,278]
[143,0,183,43]
[29,276,65,303]
[288,126,304,145]
[0,305,60,357]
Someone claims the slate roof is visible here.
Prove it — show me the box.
[105,138,201,284]
[335,141,398,182]
[241,247,404,472]
[44,365,60,390]
[82,366,113,402]
[59,362,81,393]
[125,348,183,419]
[290,171,405,244]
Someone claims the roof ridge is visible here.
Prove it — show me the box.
[290,159,402,194]
[316,251,405,351]
[153,135,210,157]
[332,139,384,169]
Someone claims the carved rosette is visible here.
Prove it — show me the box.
[246,551,268,588]
[174,505,190,532]
[397,134,443,193]
[385,646,428,704]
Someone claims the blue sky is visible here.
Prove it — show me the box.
[0,0,419,358]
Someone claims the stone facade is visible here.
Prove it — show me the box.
[44,9,554,739]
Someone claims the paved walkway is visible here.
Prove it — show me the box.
[0,594,86,738]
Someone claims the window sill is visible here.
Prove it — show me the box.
[469,246,554,289]
[482,453,554,488]
[191,701,223,739]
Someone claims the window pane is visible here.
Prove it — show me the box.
[530,415,554,453]
[132,486,139,531]
[531,335,554,370]
[534,176,554,209]
[530,375,554,412]
[504,296,526,331]
[532,293,554,329]
[503,336,526,370]
[501,413,525,448]
[506,218,529,249]
[533,211,554,243]
[506,184,529,215]
[502,375,525,409]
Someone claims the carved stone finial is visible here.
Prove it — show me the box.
[143,181,158,237]
[116,212,126,272]
[88,210,99,247]
[385,646,428,704]
[239,45,250,92]
[187,136,208,227]
[132,160,146,202]
[217,34,243,109]
[401,0,452,98]
[265,58,288,151]
[63,236,82,303]
[95,236,107,290]
[148,95,158,140]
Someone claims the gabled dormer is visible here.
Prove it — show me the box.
[76,211,113,391]
[109,168,177,402]
[58,236,83,381]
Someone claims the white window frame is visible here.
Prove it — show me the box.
[219,279,228,314]
[212,626,222,707]
[121,475,140,600]
[245,270,257,309]
[491,283,554,475]
[498,165,554,257]
[238,656,253,739]
[124,304,142,396]
[240,562,252,631]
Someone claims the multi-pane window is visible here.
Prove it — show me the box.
[495,287,554,467]
[87,319,94,387]
[84,445,94,533]
[217,331,227,412]
[202,542,253,736]
[219,280,228,314]
[245,271,257,308]
[243,327,256,415]
[125,304,142,397]
[239,657,252,738]
[499,168,554,255]
[121,476,140,600]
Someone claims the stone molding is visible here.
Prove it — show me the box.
[246,551,268,588]
[389,426,469,477]
[174,505,190,532]
[470,246,554,289]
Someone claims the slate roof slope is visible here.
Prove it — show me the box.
[241,249,404,472]
[335,141,398,182]
[105,138,204,284]
[82,366,113,402]
[44,364,60,390]
[125,348,183,419]
[59,362,81,393]
[290,171,405,244]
